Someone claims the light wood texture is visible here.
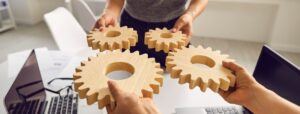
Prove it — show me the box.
[73,50,164,109]
[166,45,236,92]
[145,28,188,53]
[87,26,138,51]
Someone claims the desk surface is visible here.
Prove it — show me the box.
[0,61,237,114]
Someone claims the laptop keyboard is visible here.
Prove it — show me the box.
[205,107,242,114]
[8,94,78,114]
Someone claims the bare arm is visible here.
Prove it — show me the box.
[185,0,208,20]
[220,62,300,114]
[94,0,125,30]
[104,0,124,19]
[172,0,208,38]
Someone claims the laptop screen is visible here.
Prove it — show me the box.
[5,50,46,110]
[253,45,300,105]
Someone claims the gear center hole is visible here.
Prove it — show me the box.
[106,30,121,38]
[160,32,173,39]
[106,62,134,80]
[191,55,215,68]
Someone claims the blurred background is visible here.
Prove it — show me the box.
[0,0,299,71]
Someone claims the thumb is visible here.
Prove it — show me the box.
[171,20,185,33]
[107,80,123,101]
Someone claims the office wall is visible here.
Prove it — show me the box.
[9,0,65,25]
[193,1,278,42]
[268,0,300,53]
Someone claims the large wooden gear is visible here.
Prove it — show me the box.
[145,28,188,53]
[73,50,164,109]
[166,45,236,92]
[87,26,138,51]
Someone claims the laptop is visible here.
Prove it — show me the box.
[175,45,300,114]
[4,50,79,114]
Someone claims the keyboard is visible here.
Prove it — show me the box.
[204,106,243,114]
[175,106,245,114]
[7,94,78,114]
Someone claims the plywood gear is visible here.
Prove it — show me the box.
[73,50,164,109]
[145,28,188,53]
[166,45,236,92]
[87,26,138,51]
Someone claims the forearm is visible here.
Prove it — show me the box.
[244,84,300,114]
[103,0,125,17]
[185,0,208,20]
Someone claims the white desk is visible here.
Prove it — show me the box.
[0,60,238,114]
[154,73,237,114]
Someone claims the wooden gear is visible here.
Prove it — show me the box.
[145,28,188,53]
[166,45,236,92]
[73,50,164,109]
[87,26,138,51]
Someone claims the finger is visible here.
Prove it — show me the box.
[218,89,231,98]
[171,20,185,33]
[107,80,123,101]
[106,105,113,114]
[222,61,244,73]
[98,18,106,31]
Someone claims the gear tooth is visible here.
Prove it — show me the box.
[219,78,230,91]
[73,72,82,80]
[196,45,204,49]
[78,85,89,99]
[150,81,160,94]
[75,66,83,72]
[122,40,130,49]
[141,53,149,59]
[189,77,200,89]
[128,37,137,46]
[221,54,229,58]
[124,49,131,53]
[214,50,221,54]
[133,51,140,55]
[166,60,175,72]
[156,67,163,74]
[155,42,163,52]
[197,77,208,92]
[98,95,111,109]
[169,42,178,51]
[155,28,160,31]
[208,78,220,92]
[112,42,120,50]
[163,42,170,53]
[169,66,182,78]
[206,47,212,51]
[178,74,191,84]
[154,74,164,86]
[87,37,94,47]
[162,27,168,31]
[86,90,99,105]
[91,40,100,50]
[225,58,235,62]
[148,39,157,49]
[142,85,153,98]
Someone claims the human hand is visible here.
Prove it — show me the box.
[171,13,193,40]
[106,80,161,114]
[94,10,118,31]
[218,61,263,106]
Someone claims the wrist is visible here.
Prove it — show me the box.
[183,11,195,21]
[102,8,119,18]
[242,83,272,112]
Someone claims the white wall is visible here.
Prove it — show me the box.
[192,0,300,53]
[9,0,66,25]
[268,0,300,53]
[194,1,278,42]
